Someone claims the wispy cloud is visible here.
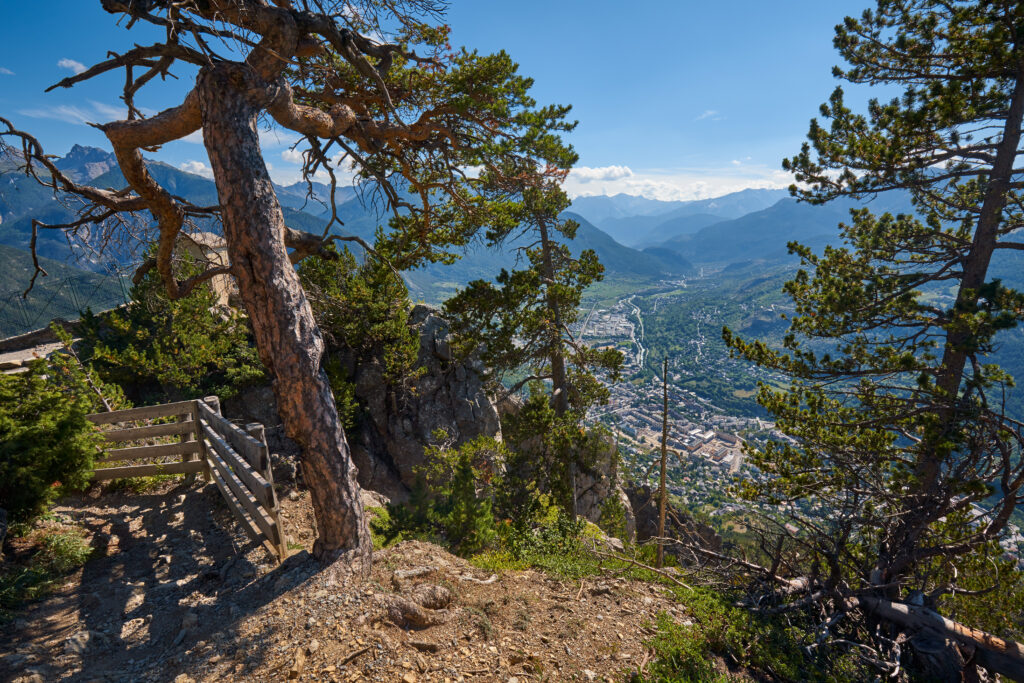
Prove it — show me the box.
[18,104,95,125]
[18,100,126,125]
[57,58,87,75]
[281,148,304,164]
[0,67,14,76]
[570,165,634,183]
[179,160,214,179]
[695,109,720,121]
[89,100,127,120]
[181,130,204,144]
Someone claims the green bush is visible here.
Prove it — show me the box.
[299,246,422,408]
[382,435,505,556]
[637,589,864,683]
[0,347,113,521]
[79,248,264,403]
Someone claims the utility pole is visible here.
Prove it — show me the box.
[657,357,669,568]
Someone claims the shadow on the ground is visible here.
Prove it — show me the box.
[0,479,330,683]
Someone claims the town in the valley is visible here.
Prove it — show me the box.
[575,284,1024,570]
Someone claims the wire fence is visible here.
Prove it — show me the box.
[0,269,131,338]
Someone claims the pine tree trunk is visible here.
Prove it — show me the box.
[197,65,370,567]
[537,219,576,517]
[657,358,668,568]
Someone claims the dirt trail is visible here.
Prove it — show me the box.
[1,483,691,682]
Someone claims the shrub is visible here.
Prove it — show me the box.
[383,435,506,556]
[0,525,92,619]
[299,247,424,435]
[637,589,865,683]
[0,345,113,521]
[78,248,264,403]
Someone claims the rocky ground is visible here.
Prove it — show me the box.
[0,480,694,682]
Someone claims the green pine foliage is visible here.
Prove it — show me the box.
[291,20,579,274]
[79,250,264,403]
[721,0,1024,654]
[636,591,865,683]
[0,335,122,521]
[445,181,624,515]
[500,388,618,515]
[299,246,422,428]
[383,434,505,556]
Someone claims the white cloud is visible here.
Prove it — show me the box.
[281,148,304,164]
[563,164,793,202]
[0,67,13,76]
[695,109,720,121]
[181,130,204,144]
[18,101,126,125]
[180,160,214,179]
[570,165,634,183]
[57,58,87,75]
[18,104,96,125]
[89,100,127,120]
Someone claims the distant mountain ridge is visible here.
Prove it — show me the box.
[0,145,686,305]
[652,193,917,266]
[571,188,788,246]
[54,144,118,182]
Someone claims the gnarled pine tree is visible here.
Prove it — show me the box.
[0,0,575,570]
[723,0,1024,676]
[444,179,623,515]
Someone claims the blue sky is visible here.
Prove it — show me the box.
[0,0,870,201]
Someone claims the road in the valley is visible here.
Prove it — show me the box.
[623,295,647,368]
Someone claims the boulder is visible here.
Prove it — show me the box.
[223,306,501,501]
[346,306,501,499]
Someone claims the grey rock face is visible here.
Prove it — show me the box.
[574,435,636,543]
[224,306,501,501]
[625,483,721,558]
[346,305,501,500]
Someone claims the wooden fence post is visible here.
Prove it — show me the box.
[194,400,212,483]
[204,395,221,416]
[246,422,288,561]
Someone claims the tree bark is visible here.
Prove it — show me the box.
[657,357,668,568]
[197,64,370,568]
[538,219,576,517]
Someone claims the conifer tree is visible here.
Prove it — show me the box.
[1,0,576,567]
[444,179,623,515]
[724,0,1024,674]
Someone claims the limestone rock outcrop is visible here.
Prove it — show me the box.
[344,305,501,499]
[574,435,637,543]
[225,305,501,501]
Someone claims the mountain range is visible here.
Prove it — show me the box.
[0,146,690,313]
[569,188,789,246]
[9,144,990,336]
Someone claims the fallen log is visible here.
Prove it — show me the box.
[855,596,1024,681]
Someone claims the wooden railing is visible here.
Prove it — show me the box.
[88,399,203,481]
[88,397,288,562]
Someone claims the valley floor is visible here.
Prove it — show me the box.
[1,481,700,682]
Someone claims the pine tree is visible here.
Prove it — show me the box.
[724,1,1024,675]
[444,179,623,515]
[1,0,577,566]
